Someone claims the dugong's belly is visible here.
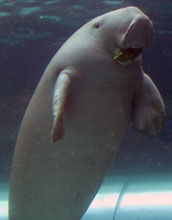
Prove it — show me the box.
[10,79,131,220]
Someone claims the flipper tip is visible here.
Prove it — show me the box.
[51,128,64,143]
[51,115,65,143]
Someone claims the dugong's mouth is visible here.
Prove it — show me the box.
[114,47,143,65]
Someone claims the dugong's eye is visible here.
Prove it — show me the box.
[93,22,100,29]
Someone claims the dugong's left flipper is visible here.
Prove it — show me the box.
[131,73,165,136]
[51,70,71,143]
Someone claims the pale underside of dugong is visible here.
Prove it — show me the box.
[9,6,165,220]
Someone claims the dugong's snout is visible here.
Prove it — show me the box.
[122,15,154,49]
[114,9,154,65]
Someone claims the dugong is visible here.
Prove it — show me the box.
[9,6,165,220]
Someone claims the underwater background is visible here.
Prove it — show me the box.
[0,0,172,188]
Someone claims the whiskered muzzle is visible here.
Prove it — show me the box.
[122,16,154,49]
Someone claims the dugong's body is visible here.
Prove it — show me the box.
[9,6,165,220]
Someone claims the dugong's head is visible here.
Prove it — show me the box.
[92,6,154,64]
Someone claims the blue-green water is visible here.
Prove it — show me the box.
[0,0,172,219]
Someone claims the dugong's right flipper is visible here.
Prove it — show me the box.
[51,70,71,143]
[131,73,165,136]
